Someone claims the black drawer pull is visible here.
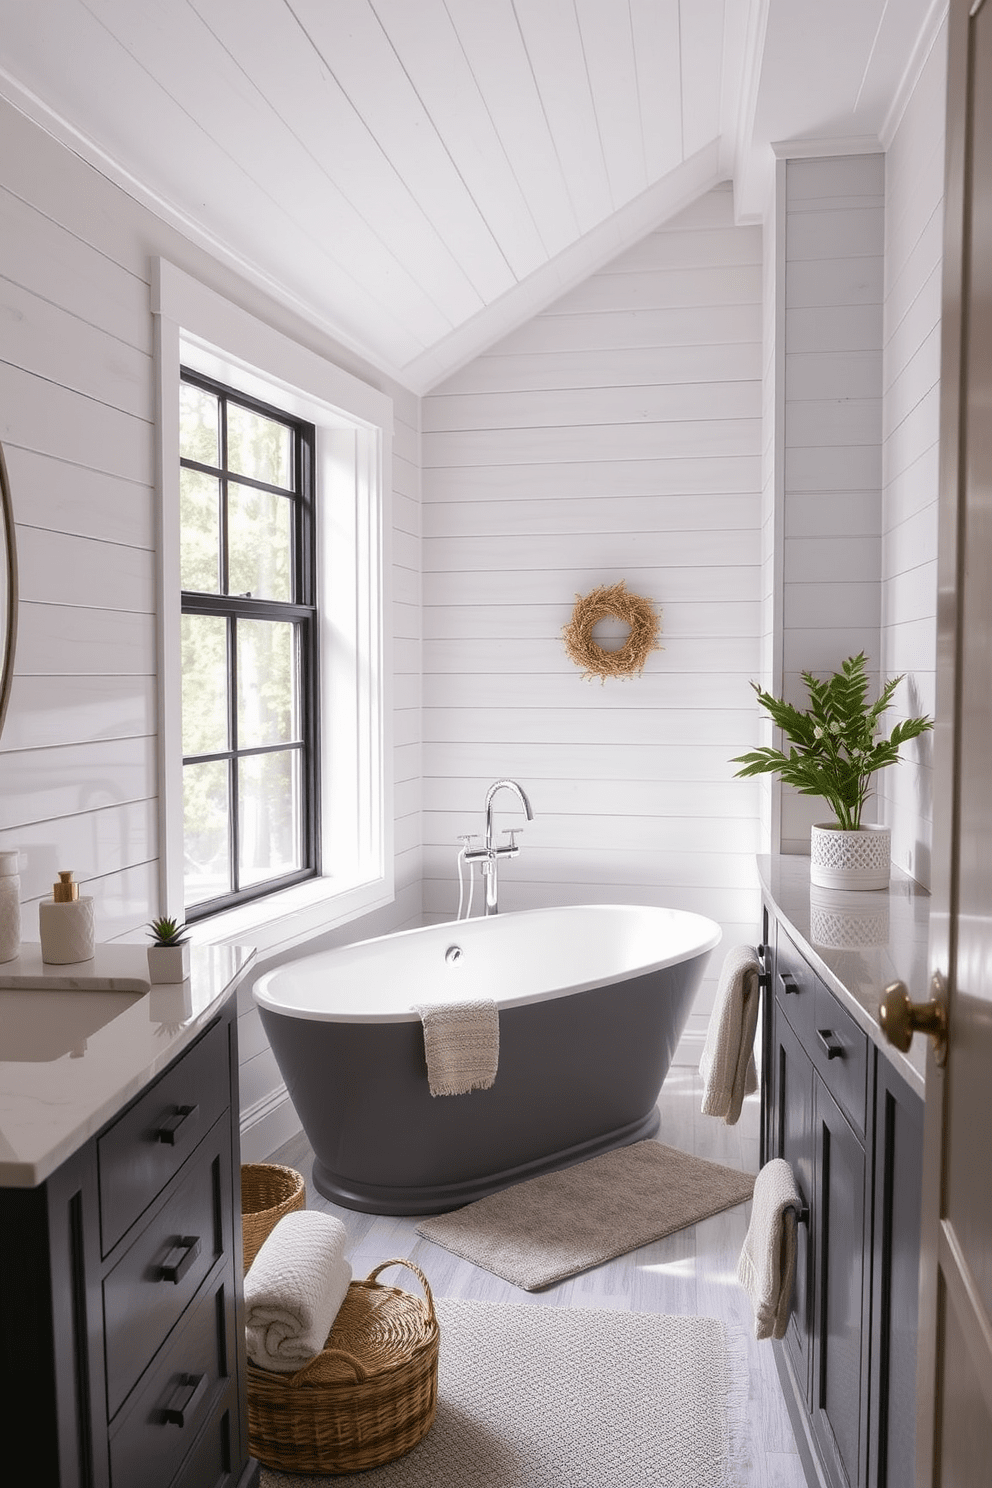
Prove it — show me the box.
[159,1236,201,1284]
[155,1105,199,1144]
[817,1029,845,1060]
[779,972,800,995]
[161,1372,208,1427]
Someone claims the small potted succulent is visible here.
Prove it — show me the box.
[731,652,933,889]
[146,915,191,983]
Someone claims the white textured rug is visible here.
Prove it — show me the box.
[258,1298,743,1487]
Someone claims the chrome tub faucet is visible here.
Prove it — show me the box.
[462,779,534,916]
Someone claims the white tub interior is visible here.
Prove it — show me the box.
[254,904,721,1023]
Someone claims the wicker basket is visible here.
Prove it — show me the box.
[241,1163,306,1274]
[247,1259,440,1475]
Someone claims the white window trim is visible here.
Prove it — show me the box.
[152,259,394,956]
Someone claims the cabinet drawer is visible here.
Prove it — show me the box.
[775,931,817,1045]
[172,1397,236,1488]
[104,1116,231,1418]
[99,1018,229,1255]
[811,981,868,1137]
[109,1271,234,1488]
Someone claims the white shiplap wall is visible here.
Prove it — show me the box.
[0,96,421,1149]
[878,20,947,890]
[421,184,763,1041]
[778,153,885,853]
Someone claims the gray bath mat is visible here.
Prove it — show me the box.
[259,1298,741,1488]
[416,1139,755,1290]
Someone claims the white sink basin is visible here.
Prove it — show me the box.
[0,986,146,1062]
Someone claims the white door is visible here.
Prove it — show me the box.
[913,0,992,1480]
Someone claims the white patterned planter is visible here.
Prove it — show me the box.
[810,823,891,891]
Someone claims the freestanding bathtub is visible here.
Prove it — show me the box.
[254,904,721,1214]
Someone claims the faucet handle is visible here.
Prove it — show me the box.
[458,833,478,847]
[502,828,522,850]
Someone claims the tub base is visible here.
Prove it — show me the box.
[311,1104,661,1215]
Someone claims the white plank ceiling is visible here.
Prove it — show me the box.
[0,0,940,390]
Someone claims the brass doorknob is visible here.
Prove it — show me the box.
[879,978,948,1066]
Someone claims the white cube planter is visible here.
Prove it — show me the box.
[147,941,191,983]
[810,823,891,891]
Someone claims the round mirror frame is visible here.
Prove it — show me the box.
[0,442,18,740]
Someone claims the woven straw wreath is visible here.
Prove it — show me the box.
[562,581,663,682]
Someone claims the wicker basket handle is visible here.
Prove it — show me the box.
[365,1258,437,1326]
[287,1347,369,1386]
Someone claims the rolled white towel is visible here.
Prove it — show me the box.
[244,1209,353,1373]
[737,1158,801,1341]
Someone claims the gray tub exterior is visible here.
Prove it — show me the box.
[258,944,712,1215]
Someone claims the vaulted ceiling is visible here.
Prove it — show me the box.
[0,0,940,391]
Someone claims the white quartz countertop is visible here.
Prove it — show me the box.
[757,854,930,1098]
[0,941,256,1187]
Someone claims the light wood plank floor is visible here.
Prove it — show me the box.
[262,1063,808,1488]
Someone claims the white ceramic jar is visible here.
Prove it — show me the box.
[0,850,21,962]
[39,870,95,963]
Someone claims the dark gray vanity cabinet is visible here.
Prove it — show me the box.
[813,1074,869,1488]
[763,915,924,1488]
[0,995,258,1488]
[764,985,814,1396]
[867,1052,924,1488]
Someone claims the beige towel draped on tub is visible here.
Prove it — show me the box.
[414,998,499,1096]
[699,943,761,1125]
[737,1158,801,1340]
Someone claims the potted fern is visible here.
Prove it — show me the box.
[146,915,191,983]
[731,653,933,889]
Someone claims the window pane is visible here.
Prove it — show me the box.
[183,759,231,905]
[180,468,221,593]
[228,483,292,602]
[179,382,219,466]
[238,751,302,888]
[181,614,228,755]
[237,619,297,747]
[227,403,292,489]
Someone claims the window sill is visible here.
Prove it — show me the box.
[186,873,394,960]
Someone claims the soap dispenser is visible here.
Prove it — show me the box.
[39,871,95,964]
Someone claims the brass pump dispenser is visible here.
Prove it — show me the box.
[52,870,79,903]
[39,868,95,963]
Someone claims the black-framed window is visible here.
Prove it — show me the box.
[179,368,319,920]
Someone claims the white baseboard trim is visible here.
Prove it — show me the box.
[239,1085,302,1164]
[673,1023,708,1067]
